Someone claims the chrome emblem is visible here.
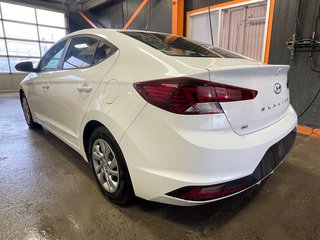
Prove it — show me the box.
[261,97,289,112]
[274,83,282,94]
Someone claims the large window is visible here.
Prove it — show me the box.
[187,0,268,62]
[0,2,66,73]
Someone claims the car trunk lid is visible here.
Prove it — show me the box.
[207,64,290,135]
[171,57,290,135]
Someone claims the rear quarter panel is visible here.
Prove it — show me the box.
[79,30,212,160]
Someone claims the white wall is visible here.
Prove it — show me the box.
[0,73,27,91]
[189,11,220,45]
[187,0,268,62]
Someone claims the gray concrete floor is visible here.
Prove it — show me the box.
[0,92,320,240]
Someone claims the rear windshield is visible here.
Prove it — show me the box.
[120,31,244,58]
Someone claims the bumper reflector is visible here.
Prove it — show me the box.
[180,184,247,201]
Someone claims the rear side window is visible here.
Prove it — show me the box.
[63,37,98,69]
[121,31,244,58]
[92,41,115,65]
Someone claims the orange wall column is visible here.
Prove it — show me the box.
[172,0,184,35]
[264,0,275,63]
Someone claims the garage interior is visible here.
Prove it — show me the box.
[0,0,319,239]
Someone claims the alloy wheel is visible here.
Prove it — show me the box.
[22,97,31,125]
[92,139,119,193]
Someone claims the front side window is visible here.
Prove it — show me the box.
[39,39,67,71]
[63,37,98,69]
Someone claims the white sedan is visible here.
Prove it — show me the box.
[17,29,297,206]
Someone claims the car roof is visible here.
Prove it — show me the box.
[65,28,171,38]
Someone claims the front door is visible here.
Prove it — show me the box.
[27,39,68,125]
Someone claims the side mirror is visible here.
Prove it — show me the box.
[15,61,34,72]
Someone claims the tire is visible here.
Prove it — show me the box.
[89,126,134,205]
[20,94,41,129]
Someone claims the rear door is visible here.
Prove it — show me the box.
[46,35,119,147]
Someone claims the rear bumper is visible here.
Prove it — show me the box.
[120,105,297,206]
[166,129,296,201]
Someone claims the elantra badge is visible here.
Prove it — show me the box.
[274,83,281,94]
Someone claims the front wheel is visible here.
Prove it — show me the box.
[21,95,41,129]
[89,126,134,205]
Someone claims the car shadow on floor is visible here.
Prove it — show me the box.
[115,183,266,239]
[136,183,264,224]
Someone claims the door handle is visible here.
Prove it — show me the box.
[77,85,93,92]
[42,83,50,90]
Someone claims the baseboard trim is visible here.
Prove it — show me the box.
[297,125,320,138]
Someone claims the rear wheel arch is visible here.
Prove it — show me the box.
[83,121,135,204]
[82,120,125,164]
[83,120,105,161]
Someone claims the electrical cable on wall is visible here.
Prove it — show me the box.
[208,1,214,45]
[308,0,320,72]
[298,88,320,118]
[145,0,151,30]
[290,0,302,59]
[298,0,320,118]
[296,0,320,118]
[122,1,125,29]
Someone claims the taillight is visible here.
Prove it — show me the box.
[133,77,257,114]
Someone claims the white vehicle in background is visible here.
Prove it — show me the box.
[17,29,297,206]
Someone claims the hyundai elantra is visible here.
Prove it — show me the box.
[17,29,297,206]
